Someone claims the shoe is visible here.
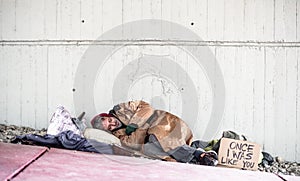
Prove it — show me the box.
[199,150,218,166]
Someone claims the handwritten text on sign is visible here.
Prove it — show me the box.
[218,138,260,170]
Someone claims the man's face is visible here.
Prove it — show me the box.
[101,116,121,131]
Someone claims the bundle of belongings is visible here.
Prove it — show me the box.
[11,106,155,159]
[12,106,274,168]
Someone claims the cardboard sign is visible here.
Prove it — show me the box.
[218,138,261,170]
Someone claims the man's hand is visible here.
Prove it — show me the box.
[116,128,147,150]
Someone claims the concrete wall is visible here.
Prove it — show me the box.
[1,0,300,162]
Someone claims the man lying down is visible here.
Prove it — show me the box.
[13,100,218,166]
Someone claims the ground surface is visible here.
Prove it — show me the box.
[1,142,299,181]
[1,123,300,180]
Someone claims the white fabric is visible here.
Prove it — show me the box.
[47,106,82,136]
[84,128,121,145]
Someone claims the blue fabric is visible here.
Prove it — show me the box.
[12,130,113,155]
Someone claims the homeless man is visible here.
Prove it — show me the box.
[90,100,218,166]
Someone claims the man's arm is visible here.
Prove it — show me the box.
[113,100,154,128]
[113,128,147,150]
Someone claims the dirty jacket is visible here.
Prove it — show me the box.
[110,100,193,155]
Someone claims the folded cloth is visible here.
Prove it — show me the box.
[47,106,83,136]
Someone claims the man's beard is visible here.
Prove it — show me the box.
[112,117,123,130]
